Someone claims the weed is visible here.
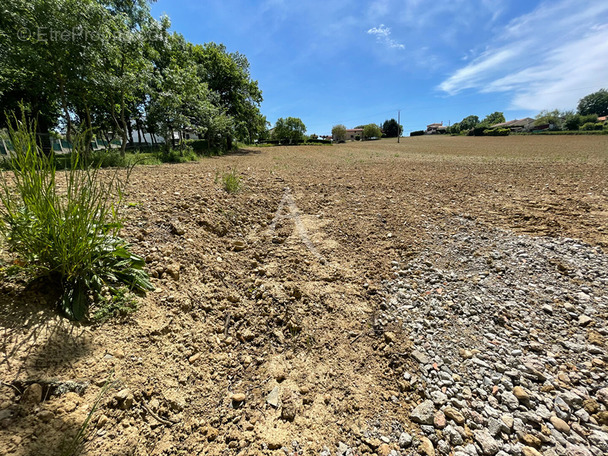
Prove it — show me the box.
[221,167,241,193]
[0,113,153,320]
[60,372,114,456]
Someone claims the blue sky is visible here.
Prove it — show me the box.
[151,0,608,135]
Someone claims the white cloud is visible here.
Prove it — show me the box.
[438,1,608,111]
[367,24,405,50]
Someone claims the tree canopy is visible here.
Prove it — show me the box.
[481,112,505,127]
[382,119,403,137]
[0,0,266,154]
[577,89,608,117]
[332,124,346,142]
[273,117,306,143]
[362,124,382,139]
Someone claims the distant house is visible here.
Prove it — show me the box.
[426,122,447,134]
[490,118,535,132]
[598,115,607,123]
[345,128,363,140]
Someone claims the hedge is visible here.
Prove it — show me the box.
[410,130,424,136]
[483,128,510,136]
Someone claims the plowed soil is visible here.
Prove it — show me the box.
[1,135,607,455]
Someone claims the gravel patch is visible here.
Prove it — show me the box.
[382,217,608,456]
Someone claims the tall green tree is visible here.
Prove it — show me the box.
[382,118,403,137]
[192,42,265,143]
[363,124,382,139]
[481,112,505,127]
[577,89,608,117]
[273,117,306,144]
[459,115,480,131]
[332,124,346,142]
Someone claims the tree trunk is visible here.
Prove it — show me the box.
[58,75,72,146]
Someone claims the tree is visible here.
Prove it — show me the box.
[577,89,608,117]
[192,42,265,143]
[563,111,581,131]
[332,124,346,142]
[382,118,403,137]
[534,110,563,130]
[447,123,461,135]
[459,115,480,131]
[481,112,505,127]
[273,117,306,143]
[362,124,382,139]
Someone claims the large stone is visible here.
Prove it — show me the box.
[473,429,499,455]
[410,400,435,425]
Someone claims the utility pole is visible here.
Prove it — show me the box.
[397,109,400,143]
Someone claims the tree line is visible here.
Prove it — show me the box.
[0,0,268,155]
[447,89,608,135]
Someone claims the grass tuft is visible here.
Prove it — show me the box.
[0,113,153,320]
[221,167,241,193]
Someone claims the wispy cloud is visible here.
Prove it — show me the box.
[367,24,405,50]
[438,1,608,110]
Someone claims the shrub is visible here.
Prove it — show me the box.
[410,130,424,136]
[0,115,153,320]
[91,149,129,168]
[483,128,510,136]
[581,122,598,131]
[158,146,198,163]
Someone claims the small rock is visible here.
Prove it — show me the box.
[443,406,466,425]
[521,447,542,456]
[578,315,593,326]
[281,403,297,422]
[501,391,519,410]
[266,387,280,407]
[419,436,435,456]
[188,353,200,364]
[230,393,246,404]
[377,443,391,456]
[513,386,530,402]
[384,331,397,344]
[36,410,54,422]
[520,434,541,448]
[459,348,474,359]
[399,432,412,448]
[411,350,430,365]
[473,429,499,455]
[114,389,134,410]
[434,410,447,429]
[549,415,570,434]
[411,400,435,425]
[21,383,43,405]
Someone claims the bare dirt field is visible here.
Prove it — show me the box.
[1,135,607,456]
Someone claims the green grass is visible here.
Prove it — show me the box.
[219,167,242,193]
[0,114,153,320]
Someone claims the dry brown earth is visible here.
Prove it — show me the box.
[1,135,607,455]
